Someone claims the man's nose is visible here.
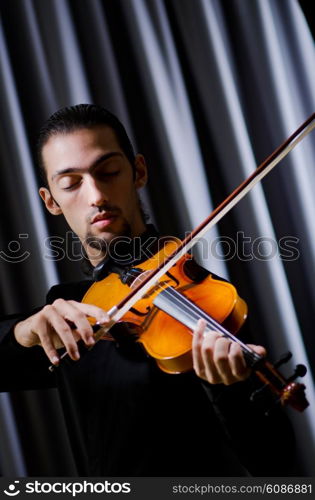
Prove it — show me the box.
[86,176,109,206]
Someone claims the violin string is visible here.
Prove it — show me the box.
[161,286,236,338]
[158,285,258,359]
[160,285,235,338]
[162,287,260,363]
[168,287,258,358]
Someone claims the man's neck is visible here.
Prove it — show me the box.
[86,224,158,267]
[82,225,159,281]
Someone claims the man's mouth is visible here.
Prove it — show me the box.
[91,213,117,228]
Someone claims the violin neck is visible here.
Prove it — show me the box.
[153,287,262,367]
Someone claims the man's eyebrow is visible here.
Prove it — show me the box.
[51,152,122,181]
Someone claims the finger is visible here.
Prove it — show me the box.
[228,342,250,381]
[42,305,80,360]
[32,320,60,365]
[68,301,111,325]
[248,344,267,357]
[192,319,207,378]
[53,299,96,346]
[212,337,236,384]
[200,329,222,384]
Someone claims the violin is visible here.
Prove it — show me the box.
[53,113,315,413]
[82,238,248,375]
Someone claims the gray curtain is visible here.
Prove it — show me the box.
[0,0,314,475]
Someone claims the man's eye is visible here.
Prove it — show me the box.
[63,183,80,190]
[59,177,81,190]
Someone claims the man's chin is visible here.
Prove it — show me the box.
[85,220,132,251]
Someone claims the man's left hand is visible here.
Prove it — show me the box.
[192,319,266,385]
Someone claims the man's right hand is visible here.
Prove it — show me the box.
[14,299,110,365]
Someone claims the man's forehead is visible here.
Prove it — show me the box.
[44,125,120,151]
[42,126,122,169]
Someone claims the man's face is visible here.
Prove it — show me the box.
[39,126,147,265]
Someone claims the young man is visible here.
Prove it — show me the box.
[0,105,298,476]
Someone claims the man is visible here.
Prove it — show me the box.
[0,105,298,476]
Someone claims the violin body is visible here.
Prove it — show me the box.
[82,240,247,374]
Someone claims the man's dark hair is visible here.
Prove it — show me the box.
[37,104,136,186]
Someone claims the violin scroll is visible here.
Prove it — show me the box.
[250,353,308,413]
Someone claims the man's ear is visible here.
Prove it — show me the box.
[39,187,63,215]
[134,154,148,189]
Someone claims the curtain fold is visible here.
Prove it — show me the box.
[118,0,227,278]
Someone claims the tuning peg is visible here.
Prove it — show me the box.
[274,351,292,368]
[287,364,307,383]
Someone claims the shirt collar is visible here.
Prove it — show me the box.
[81,224,160,281]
